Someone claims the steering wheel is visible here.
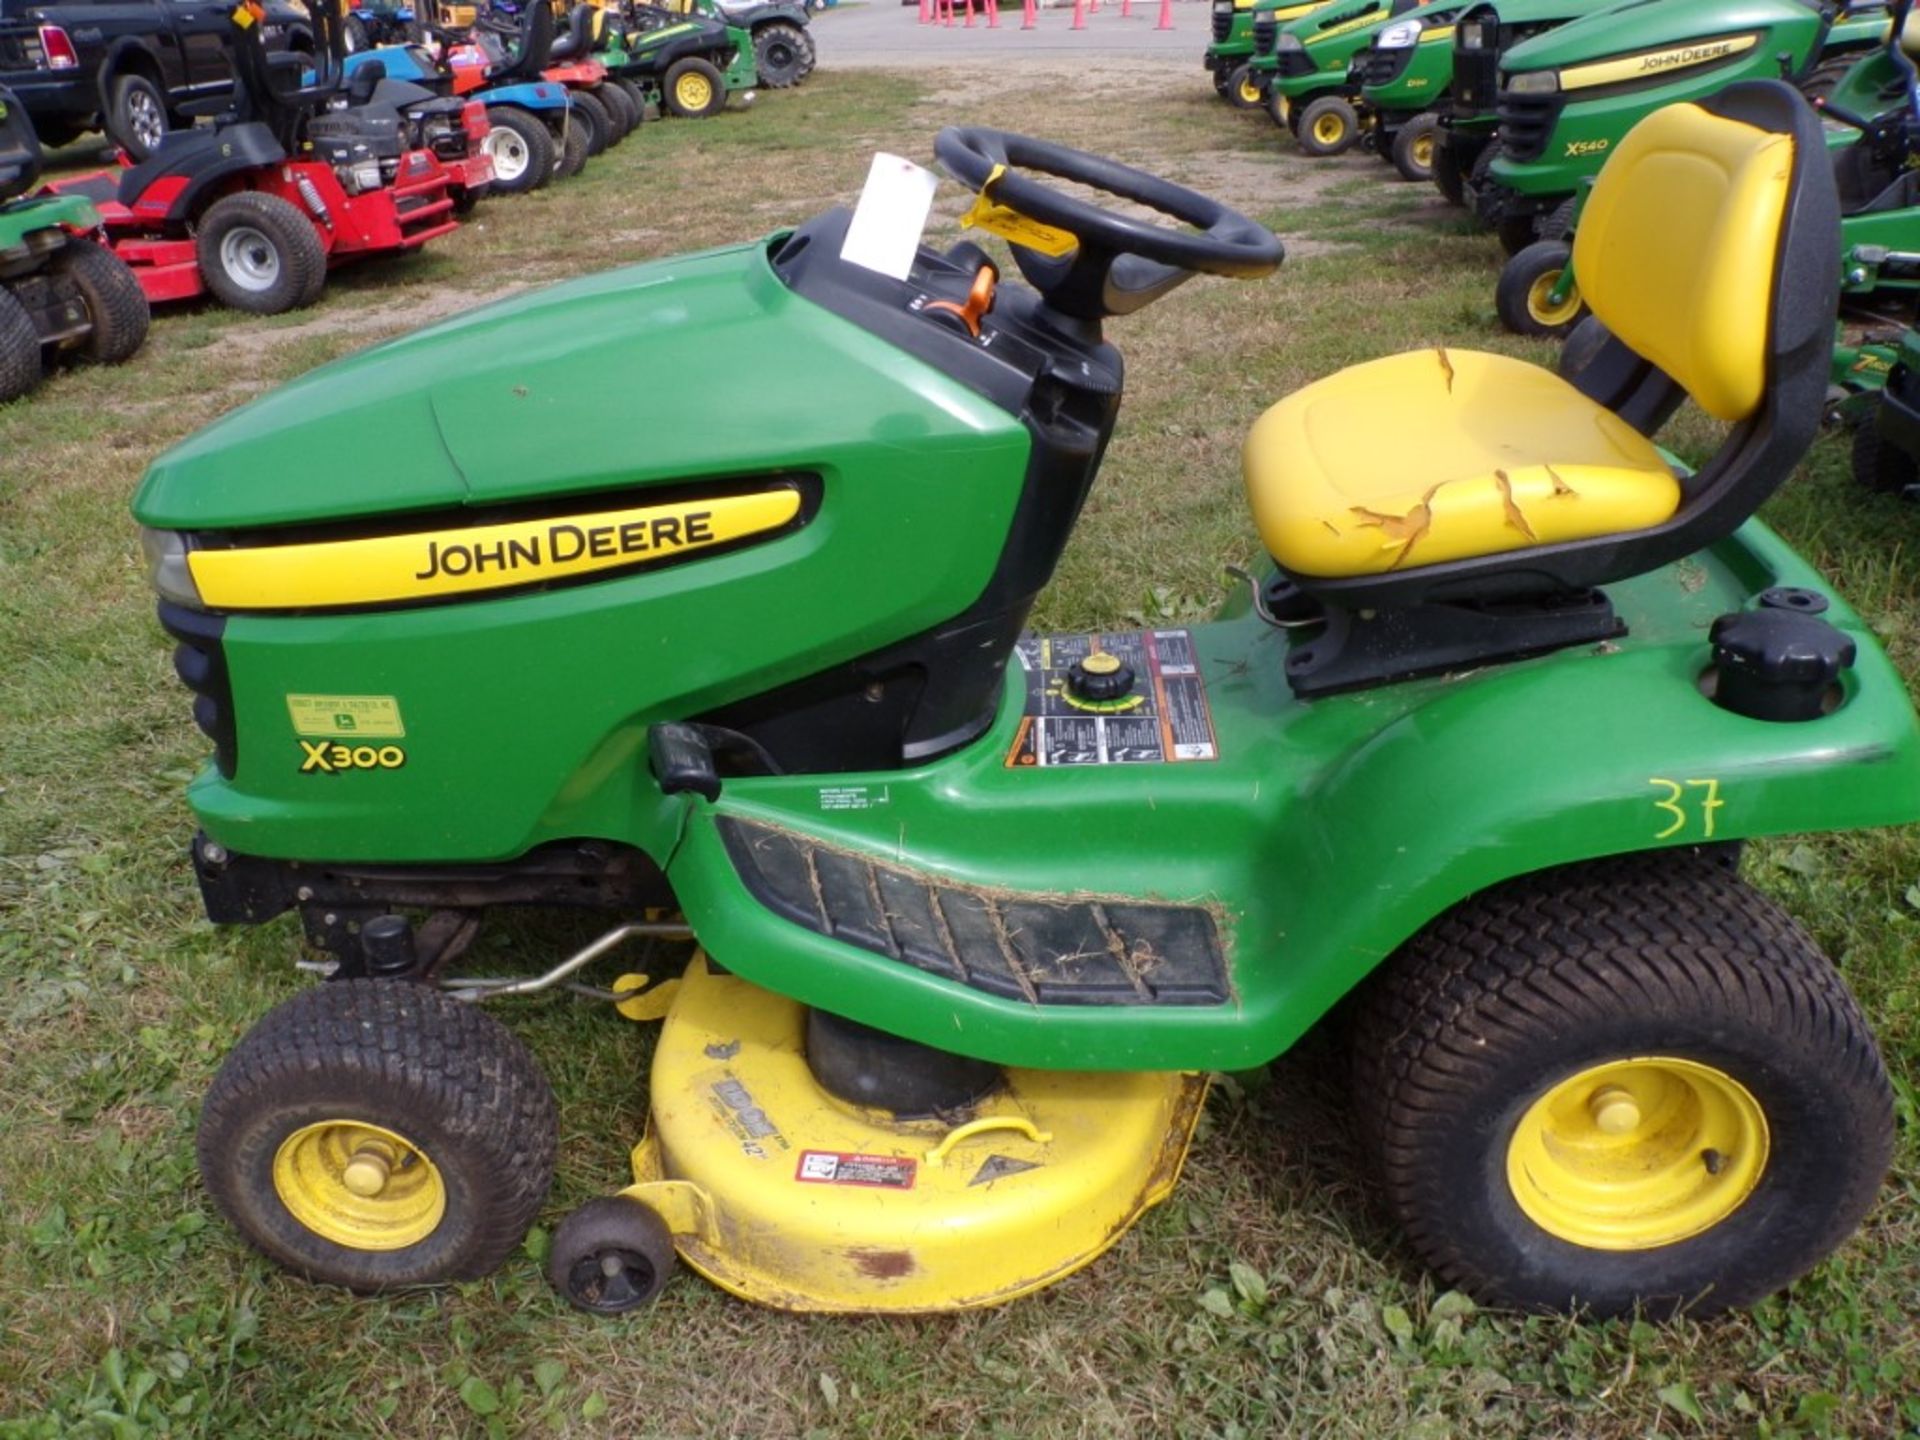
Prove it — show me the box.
[932,127,1282,323]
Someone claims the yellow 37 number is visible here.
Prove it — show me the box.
[1649,777,1724,840]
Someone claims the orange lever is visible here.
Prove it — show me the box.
[924,265,997,339]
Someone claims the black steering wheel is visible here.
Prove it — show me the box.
[933,127,1282,323]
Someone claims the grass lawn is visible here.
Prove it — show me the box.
[2,58,1918,1440]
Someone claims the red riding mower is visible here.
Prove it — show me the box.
[39,0,461,315]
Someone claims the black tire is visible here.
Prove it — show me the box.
[1390,112,1439,183]
[1296,96,1359,157]
[1213,67,1234,98]
[754,20,809,87]
[1349,852,1894,1319]
[792,23,817,79]
[107,72,169,160]
[618,78,650,119]
[1796,53,1858,103]
[554,114,589,178]
[663,57,727,119]
[483,107,555,195]
[196,191,327,315]
[29,117,88,151]
[50,237,150,365]
[1495,213,1539,256]
[1432,133,1467,206]
[197,979,558,1290]
[0,285,43,403]
[1225,63,1263,111]
[1556,313,1611,384]
[1850,410,1920,496]
[548,1196,677,1314]
[344,13,371,51]
[594,82,637,140]
[1538,195,1578,243]
[1495,240,1583,339]
[569,89,612,155]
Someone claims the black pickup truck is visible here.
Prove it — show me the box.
[0,0,310,157]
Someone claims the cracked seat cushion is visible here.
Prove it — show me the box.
[1242,348,1680,578]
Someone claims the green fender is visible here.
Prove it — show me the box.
[0,193,99,251]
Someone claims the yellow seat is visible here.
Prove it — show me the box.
[1243,348,1680,577]
[1245,96,1796,580]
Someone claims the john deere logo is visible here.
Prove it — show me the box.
[1637,39,1735,74]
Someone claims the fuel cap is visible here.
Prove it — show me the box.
[1708,609,1854,722]
[1069,650,1136,703]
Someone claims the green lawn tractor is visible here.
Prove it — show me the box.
[1469,0,1890,254]
[1412,0,1622,200]
[1208,0,1332,108]
[1352,0,1515,179]
[138,91,1920,1323]
[0,86,148,403]
[1849,324,1920,496]
[1250,0,1425,153]
[597,0,757,117]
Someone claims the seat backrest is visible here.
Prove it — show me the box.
[0,86,42,199]
[1570,96,1793,423]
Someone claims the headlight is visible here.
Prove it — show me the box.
[1459,19,1487,49]
[141,528,204,609]
[1277,31,1304,51]
[1507,69,1559,94]
[1377,18,1422,47]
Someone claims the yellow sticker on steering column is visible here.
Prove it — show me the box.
[959,164,1079,258]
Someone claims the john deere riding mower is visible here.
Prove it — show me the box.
[1208,0,1334,109]
[1253,0,1463,156]
[140,90,1918,1320]
[598,0,756,118]
[0,86,148,402]
[1365,0,1614,188]
[1468,0,1890,253]
[644,0,815,88]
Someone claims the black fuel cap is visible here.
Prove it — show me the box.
[1069,650,1136,703]
[1708,609,1855,722]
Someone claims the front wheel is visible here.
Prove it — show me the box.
[664,57,728,119]
[1390,113,1439,183]
[197,980,559,1290]
[1350,852,1894,1319]
[51,237,151,364]
[1495,213,1539,257]
[1295,97,1359,157]
[1225,63,1263,111]
[196,191,328,315]
[484,107,556,194]
[1495,240,1583,338]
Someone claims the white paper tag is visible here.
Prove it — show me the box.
[839,153,939,282]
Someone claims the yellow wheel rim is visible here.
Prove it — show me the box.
[1313,112,1346,146]
[1506,1057,1769,1251]
[676,73,713,109]
[1411,133,1434,168]
[272,1121,446,1251]
[1525,270,1581,328]
[1239,76,1262,104]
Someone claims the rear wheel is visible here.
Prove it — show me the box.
[618,78,650,118]
[1390,112,1439,183]
[754,20,810,87]
[483,107,555,194]
[1496,240,1583,338]
[50,238,150,364]
[1851,411,1920,496]
[570,90,612,155]
[554,114,589,177]
[198,979,558,1290]
[1796,53,1858,103]
[1296,96,1359,157]
[344,13,371,50]
[1226,63,1263,111]
[664,57,727,119]
[594,82,638,139]
[1350,852,1894,1319]
[0,285,43,403]
[196,191,328,315]
[1556,314,1611,385]
[107,73,169,160]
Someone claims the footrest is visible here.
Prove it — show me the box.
[718,818,1230,1006]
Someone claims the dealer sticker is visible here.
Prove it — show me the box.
[287,694,405,739]
[795,1151,917,1189]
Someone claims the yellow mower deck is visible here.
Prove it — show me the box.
[618,956,1207,1313]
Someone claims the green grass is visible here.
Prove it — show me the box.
[3,66,1920,1439]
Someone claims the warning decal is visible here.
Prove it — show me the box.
[1005,629,1218,768]
[795,1151,918,1189]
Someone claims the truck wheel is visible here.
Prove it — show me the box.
[554,114,589,177]
[1296,97,1359,156]
[196,192,328,315]
[0,286,43,403]
[1349,851,1894,1319]
[754,21,810,87]
[198,979,558,1290]
[483,107,555,194]
[1390,113,1439,183]
[1225,63,1263,110]
[1495,241,1583,339]
[664,57,727,119]
[1851,412,1920,496]
[52,238,151,365]
[549,1196,677,1314]
[570,90,612,155]
[107,73,170,160]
